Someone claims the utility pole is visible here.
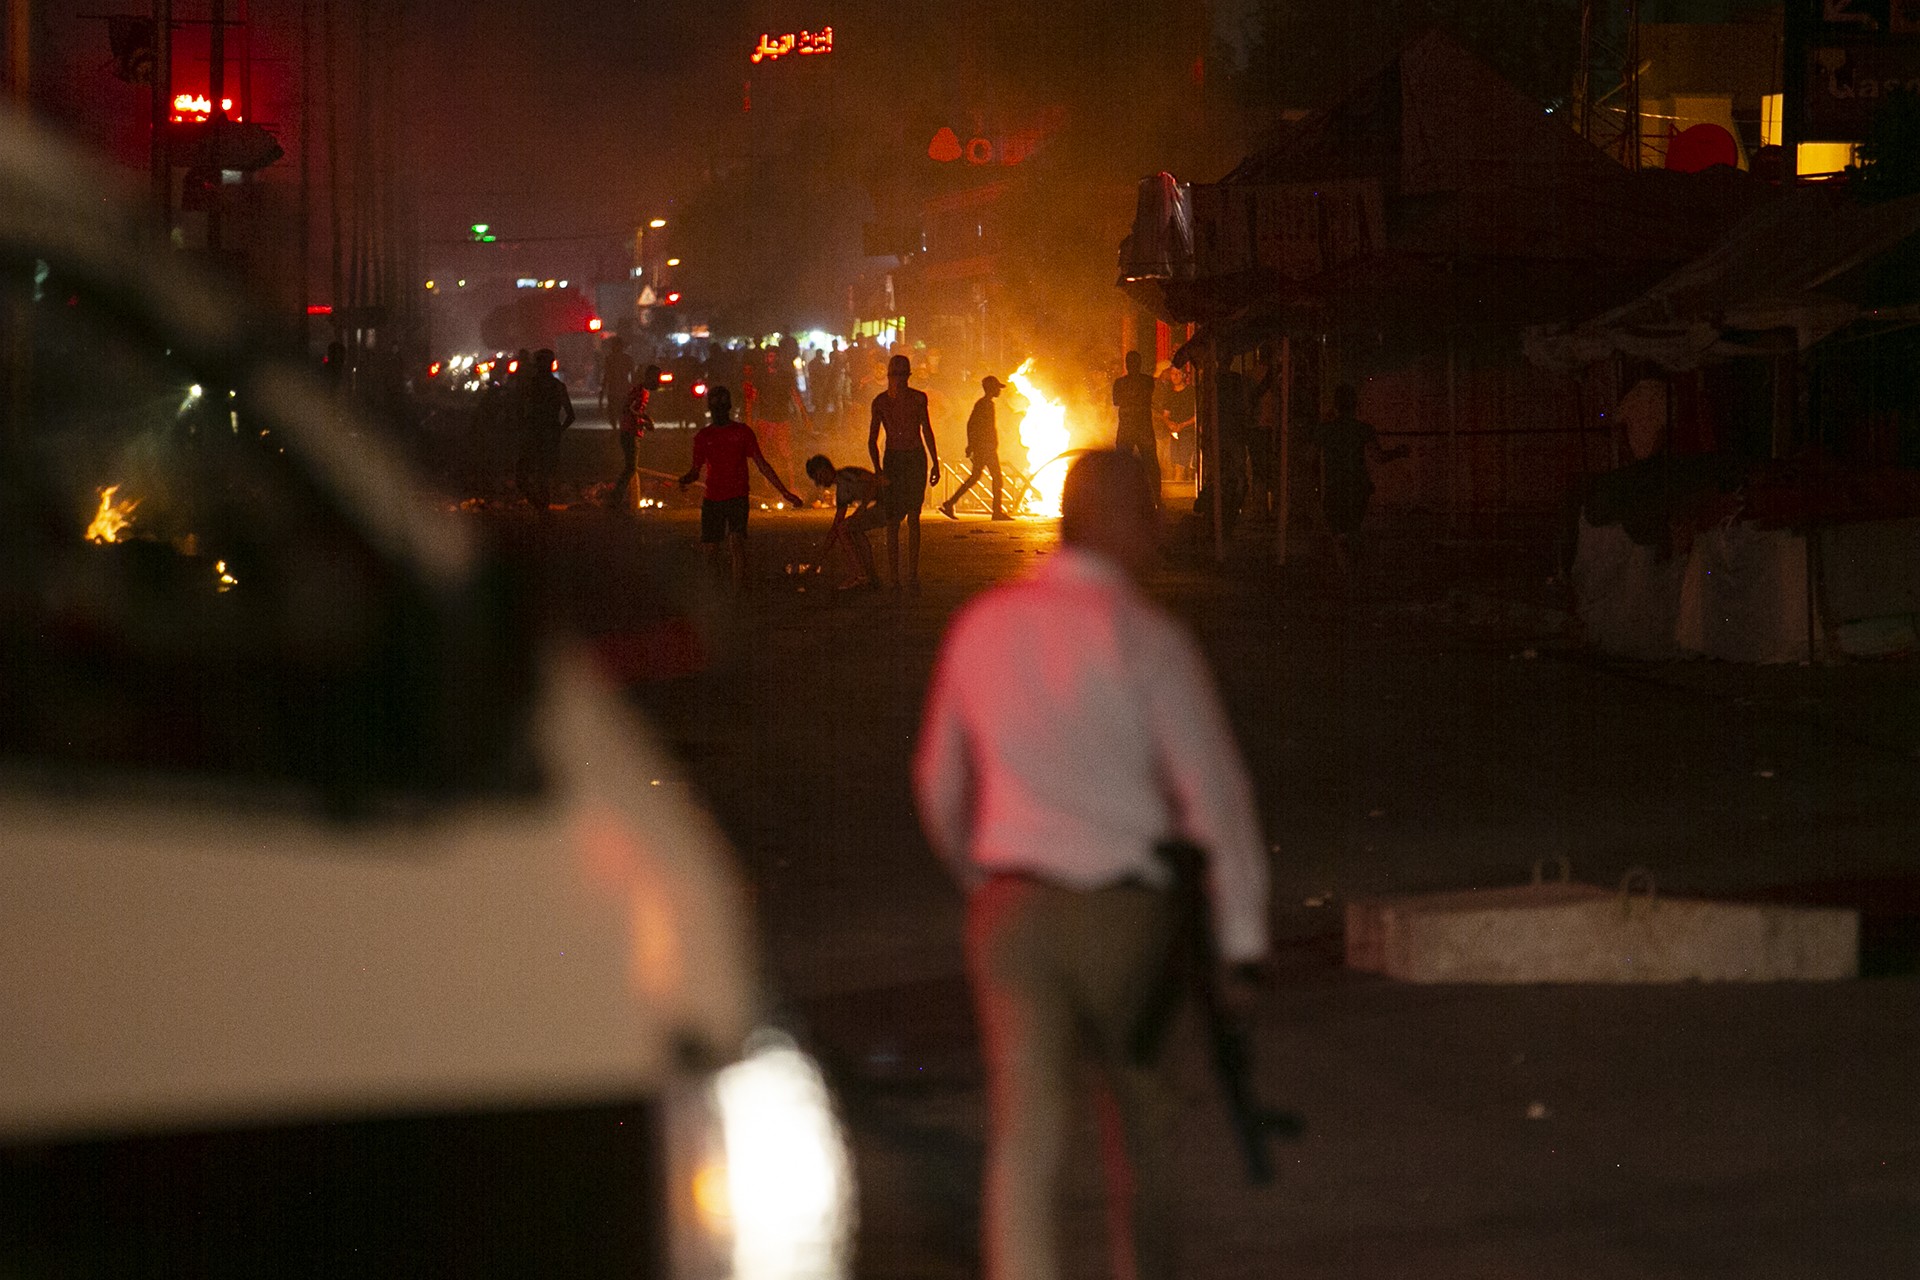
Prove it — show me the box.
[206,0,225,253]
[152,0,171,221]
[5,0,27,106]
[299,0,311,339]
[1782,0,1808,183]
[1621,0,1641,171]
[1575,0,1594,142]
[4,0,27,449]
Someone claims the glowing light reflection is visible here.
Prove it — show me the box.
[714,1033,854,1280]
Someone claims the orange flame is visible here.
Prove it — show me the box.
[1010,359,1071,516]
[85,485,140,544]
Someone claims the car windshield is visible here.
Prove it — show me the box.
[0,256,533,804]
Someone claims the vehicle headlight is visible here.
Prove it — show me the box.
[667,1029,855,1279]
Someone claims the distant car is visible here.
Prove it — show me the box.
[0,108,851,1278]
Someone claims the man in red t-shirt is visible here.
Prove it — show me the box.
[679,386,805,591]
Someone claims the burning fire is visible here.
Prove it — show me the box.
[85,485,140,544]
[1009,359,1071,516]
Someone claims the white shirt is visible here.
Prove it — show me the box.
[914,546,1270,962]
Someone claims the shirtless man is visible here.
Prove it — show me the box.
[867,353,941,592]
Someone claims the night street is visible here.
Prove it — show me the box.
[12,2,1920,1276]
[476,422,1920,1278]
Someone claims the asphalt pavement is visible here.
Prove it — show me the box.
[449,412,1920,1279]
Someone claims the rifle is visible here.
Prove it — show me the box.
[1131,839,1304,1185]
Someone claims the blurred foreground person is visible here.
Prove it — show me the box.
[915,451,1271,1280]
[868,353,941,592]
[679,387,806,591]
[941,374,1010,520]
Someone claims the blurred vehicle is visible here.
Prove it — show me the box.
[0,110,851,1278]
[649,354,713,428]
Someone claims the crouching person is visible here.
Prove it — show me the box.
[805,454,884,591]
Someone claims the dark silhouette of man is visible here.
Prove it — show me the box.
[806,453,884,589]
[868,353,941,592]
[1314,382,1407,571]
[806,347,831,416]
[1156,363,1195,483]
[1111,350,1160,503]
[516,348,574,508]
[942,374,1011,520]
[608,362,660,509]
[760,339,805,488]
[598,334,634,429]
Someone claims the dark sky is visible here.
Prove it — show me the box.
[404,0,735,242]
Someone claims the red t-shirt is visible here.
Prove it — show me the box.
[691,420,765,501]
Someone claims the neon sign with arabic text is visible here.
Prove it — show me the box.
[170,94,242,123]
[751,27,833,64]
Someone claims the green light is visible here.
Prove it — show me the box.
[471,222,489,234]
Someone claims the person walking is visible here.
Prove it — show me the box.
[1111,350,1160,506]
[867,353,941,592]
[915,451,1272,1280]
[941,374,1011,520]
[679,386,806,592]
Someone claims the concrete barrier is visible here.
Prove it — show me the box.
[1345,865,1859,983]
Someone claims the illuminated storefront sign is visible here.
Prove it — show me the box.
[170,94,241,123]
[751,27,833,63]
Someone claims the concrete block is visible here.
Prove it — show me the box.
[1345,869,1858,984]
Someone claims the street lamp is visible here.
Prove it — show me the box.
[648,217,668,229]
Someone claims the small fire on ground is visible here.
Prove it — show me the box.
[1009,358,1070,516]
[85,485,140,544]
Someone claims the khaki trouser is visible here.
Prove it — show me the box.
[967,874,1179,1280]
